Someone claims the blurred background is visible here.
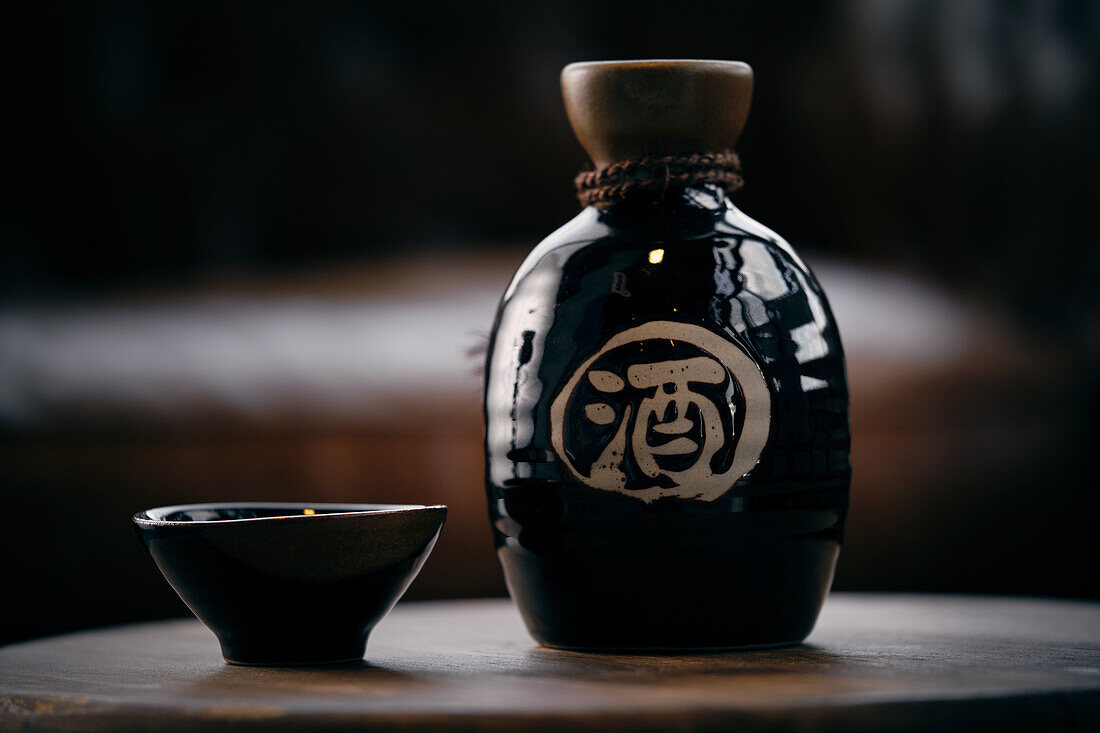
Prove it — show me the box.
[2,0,1098,645]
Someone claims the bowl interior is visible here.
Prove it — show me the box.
[140,502,435,523]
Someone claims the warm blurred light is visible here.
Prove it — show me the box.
[648,249,664,264]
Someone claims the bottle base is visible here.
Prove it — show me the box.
[499,533,839,650]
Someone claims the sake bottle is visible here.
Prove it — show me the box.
[484,60,850,649]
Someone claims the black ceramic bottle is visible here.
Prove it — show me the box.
[484,60,850,649]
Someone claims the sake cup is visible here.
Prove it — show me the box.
[133,502,446,665]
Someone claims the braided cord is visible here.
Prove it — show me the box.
[575,151,743,208]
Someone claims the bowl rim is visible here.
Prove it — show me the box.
[133,501,447,527]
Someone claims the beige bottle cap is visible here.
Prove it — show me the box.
[561,60,754,170]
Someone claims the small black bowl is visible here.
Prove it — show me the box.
[133,502,446,665]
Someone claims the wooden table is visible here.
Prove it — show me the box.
[2,595,1099,731]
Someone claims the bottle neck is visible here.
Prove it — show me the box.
[596,182,732,237]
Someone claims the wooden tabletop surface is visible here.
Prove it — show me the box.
[2,594,1099,732]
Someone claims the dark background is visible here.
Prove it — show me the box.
[2,0,1098,644]
[6,0,1098,323]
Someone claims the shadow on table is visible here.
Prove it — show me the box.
[183,642,847,694]
[523,643,847,680]
[188,659,432,697]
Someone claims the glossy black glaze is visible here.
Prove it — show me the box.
[484,186,849,649]
[134,502,446,665]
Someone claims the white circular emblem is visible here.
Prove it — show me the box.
[550,321,770,503]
